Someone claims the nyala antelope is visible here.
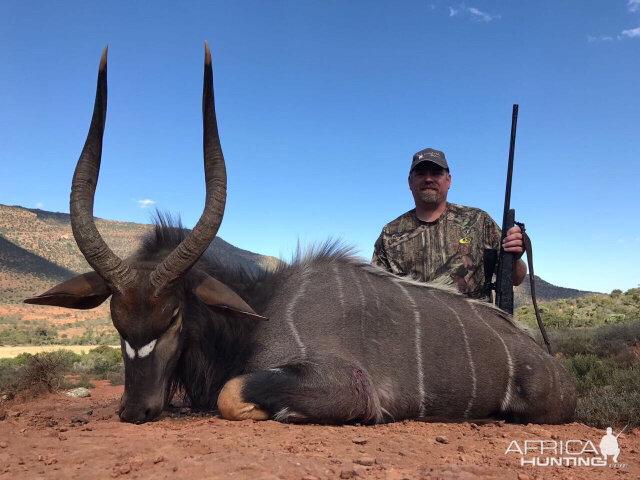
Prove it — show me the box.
[25,44,576,425]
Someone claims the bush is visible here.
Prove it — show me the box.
[72,346,122,376]
[575,366,640,429]
[0,347,123,398]
[13,352,67,394]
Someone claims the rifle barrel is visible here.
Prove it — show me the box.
[501,104,518,238]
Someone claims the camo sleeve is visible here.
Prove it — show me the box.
[371,230,392,272]
[483,213,502,250]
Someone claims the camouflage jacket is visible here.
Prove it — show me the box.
[372,203,501,300]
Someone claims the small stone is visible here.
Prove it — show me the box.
[397,451,406,456]
[470,423,478,429]
[457,445,465,453]
[340,468,359,478]
[66,388,91,398]
[44,458,57,465]
[355,456,374,466]
[38,455,45,461]
[119,464,131,474]
[329,458,342,464]
[375,457,384,465]
[435,436,449,444]
[58,427,68,432]
[153,456,165,464]
[0,442,7,448]
[18,458,24,465]
[87,409,93,416]
[517,474,530,480]
[351,437,368,445]
[172,466,178,472]
[71,417,89,424]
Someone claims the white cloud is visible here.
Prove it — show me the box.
[621,26,640,38]
[448,5,500,22]
[137,199,156,209]
[35,202,43,208]
[629,0,640,13]
[587,34,615,43]
[466,7,500,22]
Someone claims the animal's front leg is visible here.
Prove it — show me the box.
[217,361,383,424]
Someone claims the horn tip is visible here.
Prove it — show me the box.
[100,45,108,71]
[204,41,211,66]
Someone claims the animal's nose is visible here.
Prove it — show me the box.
[119,404,159,424]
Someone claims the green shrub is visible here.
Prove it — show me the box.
[575,366,640,429]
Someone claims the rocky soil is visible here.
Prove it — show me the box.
[0,381,637,479]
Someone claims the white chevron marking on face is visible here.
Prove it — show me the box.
[137,339,157,358]
[124,340,136,360]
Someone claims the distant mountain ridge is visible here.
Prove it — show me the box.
[0,203,597,306]
[514,274,598,308]
[0,204,281,303]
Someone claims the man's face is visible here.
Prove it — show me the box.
[408,162,451,206]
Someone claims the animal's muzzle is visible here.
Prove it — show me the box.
[119,401,163,424]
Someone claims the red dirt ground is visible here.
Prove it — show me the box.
[0,381,637,479]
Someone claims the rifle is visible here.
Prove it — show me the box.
[492,105,553,355]
[495,105,518,314]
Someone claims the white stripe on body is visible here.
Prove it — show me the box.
[332,263,346,317]
[469,302,514,412]
[363,272,381,317]
[394,280,426,417]
[350,267,366,339]
[285,265,311,357]
[431,293,477,418]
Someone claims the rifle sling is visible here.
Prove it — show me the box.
[517,222,553,355]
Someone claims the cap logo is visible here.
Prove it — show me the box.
[459,237,471,244]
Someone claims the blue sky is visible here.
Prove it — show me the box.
[1,1,639,293]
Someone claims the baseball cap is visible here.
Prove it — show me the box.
[410,148,449,172]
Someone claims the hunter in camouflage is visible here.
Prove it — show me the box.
[372,204,502,300]
[372,148,527,299]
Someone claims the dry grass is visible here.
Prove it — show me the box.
[0,345,119,359]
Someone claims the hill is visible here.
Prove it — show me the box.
[0,204,280,303]
[514,274,597,308]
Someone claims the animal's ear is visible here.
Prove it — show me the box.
[194,274,268,321]
[24,272,112,309]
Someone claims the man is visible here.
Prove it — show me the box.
[372,147,526,300]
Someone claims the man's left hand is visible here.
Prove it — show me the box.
[502,225,524,258]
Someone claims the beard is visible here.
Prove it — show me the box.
[418,188,442,204]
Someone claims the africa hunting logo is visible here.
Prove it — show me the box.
[504,426,628,468]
